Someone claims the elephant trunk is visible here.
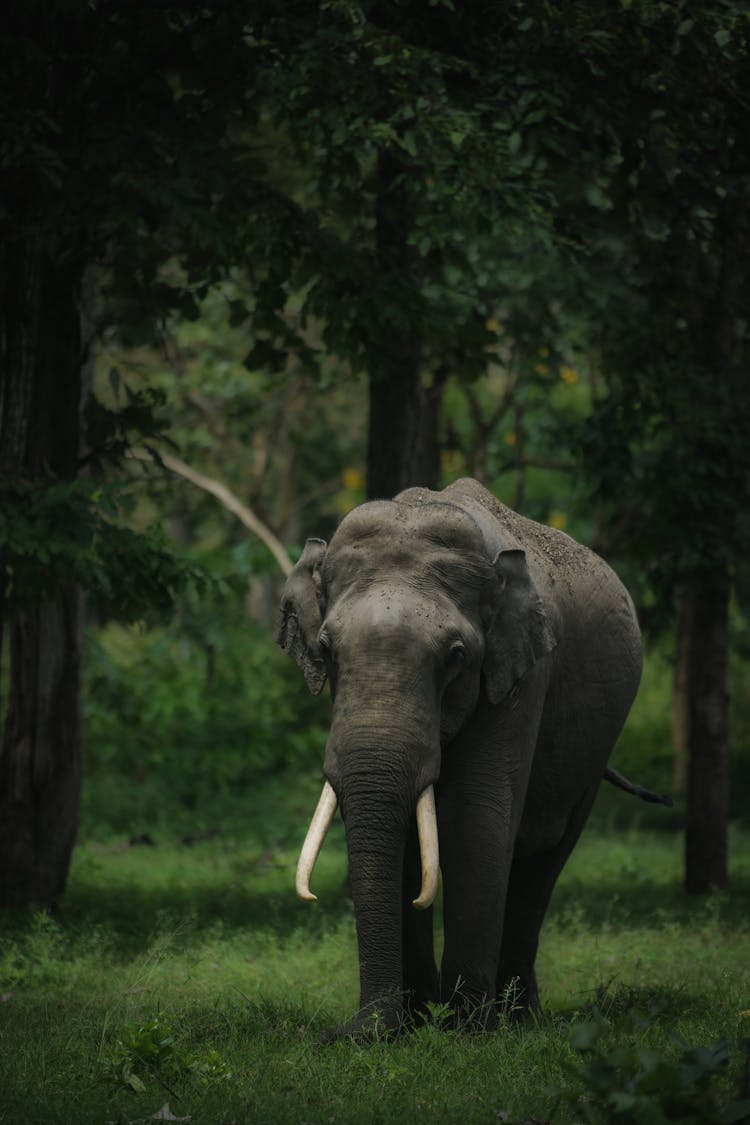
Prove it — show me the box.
[295,737,440,1035]
[340,759,413,1027]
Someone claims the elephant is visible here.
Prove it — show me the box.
[276,477,648,1041]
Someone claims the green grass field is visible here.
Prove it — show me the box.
[1,776,749,1124]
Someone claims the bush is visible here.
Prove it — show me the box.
[557,1009,750,1124]
[82,602,329,836]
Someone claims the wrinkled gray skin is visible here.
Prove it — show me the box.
[277,479,642,1041]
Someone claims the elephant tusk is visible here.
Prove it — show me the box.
[296,781,338,902]
[412,785,439,910]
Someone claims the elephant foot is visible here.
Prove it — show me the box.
[320,995,406,1045]
[441,987,498,1034]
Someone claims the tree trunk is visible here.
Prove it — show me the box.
[0,245,86,908]
[671,593,692,794]
[0,586,83,907]
[684,565,730,893]
[367,364,446,499]
[680,204,744,895]
[367,152,442,499]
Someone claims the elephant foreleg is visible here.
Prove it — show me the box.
[438,667,549,1030]
[439,793,512,1030]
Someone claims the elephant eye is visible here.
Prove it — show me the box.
[318,630,332,653]
[448,641,466,666]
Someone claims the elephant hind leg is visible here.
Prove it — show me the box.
[497,780,600,1019]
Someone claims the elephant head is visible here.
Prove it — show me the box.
[276,492,556,1036]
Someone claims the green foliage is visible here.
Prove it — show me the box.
[0,476,210,622]
[100,1015,232,1095]
[6,0,749,586]
[83,380,172,470]
[551,1,750,601]
[98,274,366,546]
[578,337,750,609]
[1,5,271,315]
[101,1016,178,1094]
[210,3,560,390]
[559,1010,750,1124]
[82,612,328,835]
[0,910,68,990]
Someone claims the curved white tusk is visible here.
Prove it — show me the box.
[412,785,439,910]
[295,781,338,902]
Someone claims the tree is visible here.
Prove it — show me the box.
[420,0,749,890]
[554,1,750,891]
[0,3,274,906]
[5,0,744,908]
[243,2,560,498]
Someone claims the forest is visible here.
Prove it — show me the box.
[1,2,749,1122]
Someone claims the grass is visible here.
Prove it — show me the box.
[1,777,749,1124]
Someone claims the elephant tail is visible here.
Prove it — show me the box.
[604,765,674,807]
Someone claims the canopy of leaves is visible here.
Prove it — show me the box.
[3,0,748,619]
[0,475,213,622]
[566,1,750,603]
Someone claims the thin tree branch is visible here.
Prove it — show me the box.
[463,379,516,438]
[128,447,293,577]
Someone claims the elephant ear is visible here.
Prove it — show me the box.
[482,547,556,705]
[275,537,328,695]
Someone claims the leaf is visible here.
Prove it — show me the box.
[124,1068,146,1093]
[401,130,417,157]
[584,182,613,211]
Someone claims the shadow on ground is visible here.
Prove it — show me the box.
[548,870,750,931]
[3,802,748,956]
[63,873,352,952]
[25,855,747,959]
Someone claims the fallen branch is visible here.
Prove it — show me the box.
[128,448,293,577]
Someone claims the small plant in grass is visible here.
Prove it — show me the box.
[100,1015,232,1096]
[183,1046,233,1086]
[420,1001,455,1031]
[499,976,527,1024]
[101,1016,179,1094]
[0,911,67,988]
[553,1008,750,1124]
